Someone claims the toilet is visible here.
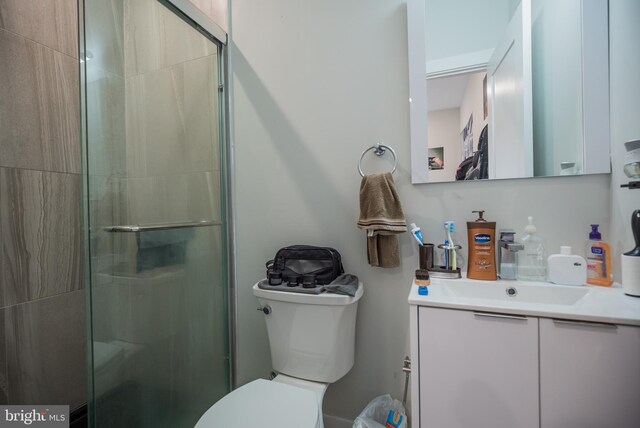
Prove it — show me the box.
[196,281,364,428]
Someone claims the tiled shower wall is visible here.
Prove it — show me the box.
[0,0,86,410]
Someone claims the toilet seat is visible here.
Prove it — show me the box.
[195,379,319,428]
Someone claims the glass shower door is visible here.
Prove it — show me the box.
[81,0,230,426]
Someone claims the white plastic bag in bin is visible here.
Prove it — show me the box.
[353,394,407,428]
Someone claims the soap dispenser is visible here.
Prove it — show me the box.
[585,224,613,286]
[517,216,546,281]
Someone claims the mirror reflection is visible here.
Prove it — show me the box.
[417,0,610,183]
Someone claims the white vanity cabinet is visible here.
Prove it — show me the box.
[418,307,539,428]
[409,280,640,428]
[539,318,640,428]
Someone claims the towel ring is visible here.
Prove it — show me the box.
[358,143,398,177]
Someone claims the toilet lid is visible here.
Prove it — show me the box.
[195,379,319,428]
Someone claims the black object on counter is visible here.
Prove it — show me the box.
[624,209,640,257]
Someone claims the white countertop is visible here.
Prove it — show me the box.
[408,276,640,326]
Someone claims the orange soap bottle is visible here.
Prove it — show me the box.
[585,224,613,286]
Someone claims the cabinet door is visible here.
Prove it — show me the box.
[418,307,539,428]
[540,318,640,428]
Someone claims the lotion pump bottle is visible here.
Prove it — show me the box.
[466,210,497,280]
[585,224,613,286]
[517,216,546,281]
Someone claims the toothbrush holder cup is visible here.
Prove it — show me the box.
[419,243,435,270]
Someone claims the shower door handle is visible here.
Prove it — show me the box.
[104,220,220,232]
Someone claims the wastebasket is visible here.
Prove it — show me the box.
[353,394,407,428]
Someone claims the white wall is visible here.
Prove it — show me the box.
[459,71,488,152]
[427,108,460,182]
[230,0,611,421]
[610,0,640,281]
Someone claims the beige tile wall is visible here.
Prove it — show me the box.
[0,168,82,307]
[0,29,80,174]
[122,0,221,227]
[124,56,220,177]
[124,0,217,77]
[0,0,85,410]
[84,0,125,76]
[0,0,78,58]
[188,0,228,33]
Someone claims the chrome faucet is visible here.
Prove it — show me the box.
[498,230,524,280]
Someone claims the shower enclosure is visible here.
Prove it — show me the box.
[80,0,231,426]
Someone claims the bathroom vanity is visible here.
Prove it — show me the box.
[408,278,640,428]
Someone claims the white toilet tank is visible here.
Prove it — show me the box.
[253,282,363,383]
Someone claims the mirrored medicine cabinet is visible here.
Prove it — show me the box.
[407,0,611,184]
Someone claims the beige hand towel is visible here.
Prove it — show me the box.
[357,172,407,268]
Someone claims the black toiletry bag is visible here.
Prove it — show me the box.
[266,245,344,286]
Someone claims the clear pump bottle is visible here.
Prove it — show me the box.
[517,216,547,281]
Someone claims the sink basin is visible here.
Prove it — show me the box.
[444,281,590,306]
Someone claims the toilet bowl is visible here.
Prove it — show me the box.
[195,375,327,428]
[196,281,363,427]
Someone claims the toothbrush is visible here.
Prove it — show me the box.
[444,239,450,270]
[445,221,456,270]
[410,223,424,246]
